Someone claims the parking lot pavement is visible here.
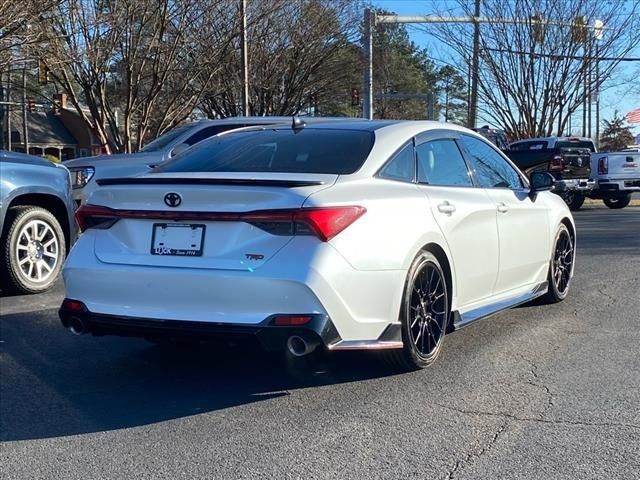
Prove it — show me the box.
[1,208,639,479]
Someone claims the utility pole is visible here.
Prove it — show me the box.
[363,8,374,120]
[468,0,481,129]
[587,37,592,138]
[22,66,28,154]
[595,41,600,148]
[582,51,587,138]
[240,0,250,117]
[6,65,11,151]
[593,19,603,149]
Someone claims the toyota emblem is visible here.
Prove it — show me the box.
[164,192,182,207]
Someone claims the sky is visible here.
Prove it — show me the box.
[373,0,640,139]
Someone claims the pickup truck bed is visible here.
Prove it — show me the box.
[589,152,640,208]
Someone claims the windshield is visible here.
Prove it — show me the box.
[154,128,375,175]
[140,124,193,152]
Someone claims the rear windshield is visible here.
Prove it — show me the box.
[154,128,375,175]
[556,140,596,152]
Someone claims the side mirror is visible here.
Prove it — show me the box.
[529,172,555,200]
[170,143,190,157]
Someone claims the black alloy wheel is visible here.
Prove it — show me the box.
[543,224,574,303]
[386,251,449,370]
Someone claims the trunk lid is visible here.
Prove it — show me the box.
[88,172,337,270]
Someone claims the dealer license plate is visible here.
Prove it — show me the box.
[150,223,205,256]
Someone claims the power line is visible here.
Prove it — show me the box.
[483,47,640,62]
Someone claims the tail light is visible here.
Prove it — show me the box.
[75,204,120,232]
[598,157,608,174]
[549,154,564,172]
[76,204,366,241]
[247,206,366,241]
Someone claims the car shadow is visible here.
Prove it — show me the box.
[0,310,401,442]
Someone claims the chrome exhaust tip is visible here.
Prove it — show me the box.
[286,335,319,357]
[68,316,87,335]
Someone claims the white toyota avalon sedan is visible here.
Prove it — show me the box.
[60,120,575,370]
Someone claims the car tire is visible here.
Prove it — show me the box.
[385,251,449,371]
[603,194,631,209]
[1,206,66,294]
[562,191,585,211]
[542,224,574,304]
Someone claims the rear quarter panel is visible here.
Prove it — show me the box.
[304,178,459,310]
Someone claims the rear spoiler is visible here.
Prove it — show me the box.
[96,177,325,188]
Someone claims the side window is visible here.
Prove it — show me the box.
[416,139,472,187]
[379,143,415,182]
[184,125,240,146]
[460,135,523,189]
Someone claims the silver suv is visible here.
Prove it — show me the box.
[1,151,76,294]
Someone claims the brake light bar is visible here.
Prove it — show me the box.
[76,204,366,242]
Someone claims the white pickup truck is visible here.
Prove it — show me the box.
[590,151,640,208]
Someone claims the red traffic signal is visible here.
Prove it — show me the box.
[351,87,360,106]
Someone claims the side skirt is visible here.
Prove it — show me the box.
[450,281,548,331]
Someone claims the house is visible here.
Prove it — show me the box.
[1,96,108,160]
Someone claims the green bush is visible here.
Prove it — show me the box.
[44,154,61,164]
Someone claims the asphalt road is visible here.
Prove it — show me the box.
[2,207,639,479]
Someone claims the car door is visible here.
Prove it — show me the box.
[414,132,500,309]
[459,134,551,294]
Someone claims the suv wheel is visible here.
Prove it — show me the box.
[1,207,66,294]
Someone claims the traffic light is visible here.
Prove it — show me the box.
[38,60,49,85]
[351,87,359,107]
[27,97,36,113]
[571,16,587,43]
[531,12,545,44]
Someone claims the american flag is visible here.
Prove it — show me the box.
[626,107,640,124]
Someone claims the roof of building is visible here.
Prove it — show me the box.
[9,111,77,146]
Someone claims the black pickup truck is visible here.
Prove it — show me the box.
[504,137,596,210]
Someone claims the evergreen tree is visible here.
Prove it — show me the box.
[437,66,468,125]
[600,112,635,152]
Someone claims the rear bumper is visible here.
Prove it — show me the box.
[62,233,406,344]
[592,179,640,195]
[553,178,595,192]
[59,306,340,351]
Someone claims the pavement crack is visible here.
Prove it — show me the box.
[596,285,617,307]
[515,353,555,420]
[431,402,640,431]
[445,422,507,479]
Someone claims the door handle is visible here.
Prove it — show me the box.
[497,202,510,213]
[437,202,456,214]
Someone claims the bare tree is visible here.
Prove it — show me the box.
[0,0,53,69]
[200,0,361,118]
[430,0,640,139]
[33,0,238,153]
